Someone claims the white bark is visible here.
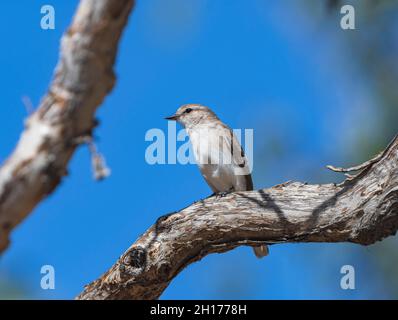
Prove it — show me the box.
[0,0,135,253]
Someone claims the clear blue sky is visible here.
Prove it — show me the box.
[0,0,394,299]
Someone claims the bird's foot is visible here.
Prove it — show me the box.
[216,191,229,198]
[214,189,234,199]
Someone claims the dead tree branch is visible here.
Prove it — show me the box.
[77,135,398,300]
[0,0,135,253]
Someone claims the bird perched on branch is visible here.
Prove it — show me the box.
[166,104,269,258]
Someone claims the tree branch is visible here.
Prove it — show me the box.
[77,135,398,300]
[0,0,134,253]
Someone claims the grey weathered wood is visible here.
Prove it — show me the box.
[77,136,398,300]
[0,0,134,253]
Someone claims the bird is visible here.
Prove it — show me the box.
[165,104,269,258]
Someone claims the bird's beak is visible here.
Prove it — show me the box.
[165,114,178,121]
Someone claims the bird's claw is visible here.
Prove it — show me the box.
[217,191,229,198]
[212,191,231,199]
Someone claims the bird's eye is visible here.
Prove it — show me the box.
[185,108,192,113]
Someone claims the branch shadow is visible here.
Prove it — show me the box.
[306,179,359,230]
[240,189,294,230]
[240,179,360,238]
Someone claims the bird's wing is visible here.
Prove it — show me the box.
[218,125,252,176]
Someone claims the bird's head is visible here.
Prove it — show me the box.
[165,104,218,128]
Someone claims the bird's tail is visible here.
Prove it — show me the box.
[253,244,269,258]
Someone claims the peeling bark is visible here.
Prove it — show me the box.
[77,136,398,300]
[0,0,135,253]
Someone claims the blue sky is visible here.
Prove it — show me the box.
[0,0,395,299]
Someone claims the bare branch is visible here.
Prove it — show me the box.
[327,134,398,174]
[0,0,135,253]
[77,135,398,300]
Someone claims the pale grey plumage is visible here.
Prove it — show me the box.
[166,104,269,258]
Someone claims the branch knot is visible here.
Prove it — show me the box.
[123,247,147,269]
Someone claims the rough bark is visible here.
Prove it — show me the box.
[0,0,134,253]
[77,135,398,300]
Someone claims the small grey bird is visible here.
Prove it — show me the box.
[166,104,269,258]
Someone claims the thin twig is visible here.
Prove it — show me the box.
[327,134,398,174]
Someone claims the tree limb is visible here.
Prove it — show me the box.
[77,135,398,300]
[0,0,134,253]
